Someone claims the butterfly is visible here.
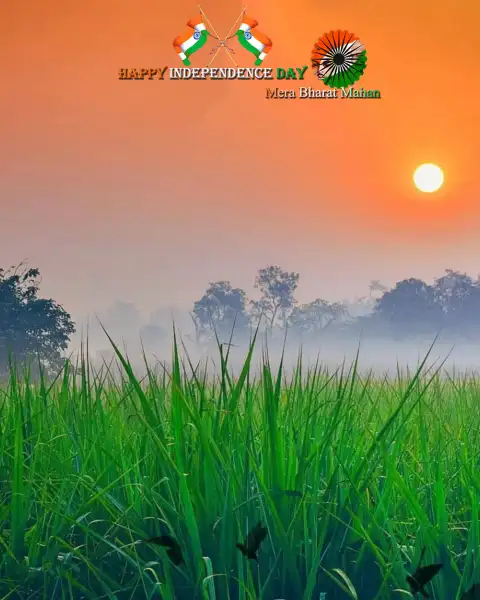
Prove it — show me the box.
[406,547,442,598]
[236,521,268,560]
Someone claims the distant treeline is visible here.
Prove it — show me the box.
[189,266,480,343]
[3,262,480,374]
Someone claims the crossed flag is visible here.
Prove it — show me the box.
[172,6,273,67]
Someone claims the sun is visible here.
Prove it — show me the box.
[413,163,444,193]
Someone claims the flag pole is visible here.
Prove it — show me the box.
[200,5,247,68]
[197,5,221,39]
[221,6,246,66]
[206,47,222,67]
[225,5,247,39]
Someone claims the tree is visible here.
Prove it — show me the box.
[0,264,75,374]
[433,269,480,334]
[289,299,347,336]
[191,281,249,343]
[374,277,443,336]
[252,265,299,330]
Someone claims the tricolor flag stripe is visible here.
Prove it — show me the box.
[319,50,366,77]
[247,32,267,52]
[239,20,258,31]
[322,50,367,86]
[311,29,367,89]
[236,16,272,66]
[186,15,205,29]
[180,34,201,53]
[173,15,210,66]
[320,30,361,53]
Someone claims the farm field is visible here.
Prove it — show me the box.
[1,338,479,599]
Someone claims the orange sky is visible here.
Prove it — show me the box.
[1,0,479,320]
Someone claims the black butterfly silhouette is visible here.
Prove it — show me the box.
[406,547,442,597]
[462,584,480,599]
[143,534,184,565]
[236,521,268,560]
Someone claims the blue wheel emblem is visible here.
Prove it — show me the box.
[193,31,201,40]
[244,31,252,40]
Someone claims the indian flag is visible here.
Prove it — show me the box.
[173,15,210,66]
[236,16,272,66]
[311,30,367,88]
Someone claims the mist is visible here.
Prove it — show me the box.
[70,299,480,378]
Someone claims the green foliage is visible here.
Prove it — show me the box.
[0,338,478,598]
[0,263,75,375]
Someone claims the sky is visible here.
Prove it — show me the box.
[2,0,480,325]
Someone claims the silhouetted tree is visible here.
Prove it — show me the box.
[0,264,75,375]
[289,299,347,336]
[191,281,249,343]
[433,269,480,336]
[374,277,443,337]
[251,265,299,330]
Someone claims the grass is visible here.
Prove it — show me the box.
[0,333,479,599]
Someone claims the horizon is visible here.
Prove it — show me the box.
[2,0,479,324]
[2,3,480,593]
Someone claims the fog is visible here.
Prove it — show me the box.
[70,301,480,378]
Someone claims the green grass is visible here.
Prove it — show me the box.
[0,333,479,599]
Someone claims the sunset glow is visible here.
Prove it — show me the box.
[1,0,479,316]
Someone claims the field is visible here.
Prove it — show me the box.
[1,334,480,599]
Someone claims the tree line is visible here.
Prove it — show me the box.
[191,266,480,343]
[3,262,480,375]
